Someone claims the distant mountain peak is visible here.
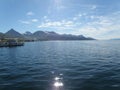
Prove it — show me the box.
[8,28,16,32]
[48,31,58,35]
[10,28,15,30]
[6,28,18,33]
[24,31,32,35]
[5,29,23,38]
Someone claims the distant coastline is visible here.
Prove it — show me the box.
[110,38,120,40]
[0,38,24,47]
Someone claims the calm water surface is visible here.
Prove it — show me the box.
[0,40,120,90]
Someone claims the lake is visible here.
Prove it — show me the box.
[0,40,120,90]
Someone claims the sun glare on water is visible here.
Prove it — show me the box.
[53,76,64,88]
[54,82,64,87]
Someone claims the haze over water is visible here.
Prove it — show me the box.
[0,40,120,90]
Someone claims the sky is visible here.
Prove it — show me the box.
[0,0,120,39]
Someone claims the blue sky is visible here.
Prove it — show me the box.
[0,0,120,39]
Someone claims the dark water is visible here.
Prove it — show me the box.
[0,40,120,90]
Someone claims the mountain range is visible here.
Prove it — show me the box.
[0,29,95,41]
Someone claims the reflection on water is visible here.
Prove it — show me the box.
[52,72,64,90]
[54,77,61,81]
[54,77,63,87]
[54,82,63,87]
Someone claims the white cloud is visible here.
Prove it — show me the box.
[72,13,83,21]
[71,12,120,39]
[31,19,38,22]
[78,14,82,17]
[43,16,47,19]
[38,20,74,28]
[27,11,34,16]
[73,17,77,21]
[48,0,66,14]
[54,0,65,10]
[19,20,30,24]
[43,16,50,22]
[19,19,39,24]
[91,5,97,10]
